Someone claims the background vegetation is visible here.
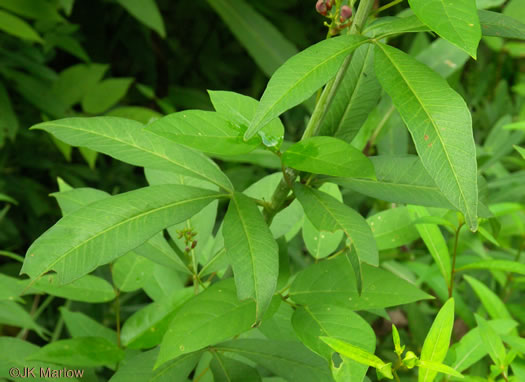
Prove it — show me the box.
[0,0,524,381]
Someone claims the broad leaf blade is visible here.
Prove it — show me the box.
[408,0,481,58]
[419,298,455,382]
[246,35,368,139]
[289,255,432,310]
[374,44,479,231]
[31,117,233,192]
[223,192,279,322]
[282,137,375,179]
[116,0,165,37]
[21,185,224,284]
[146,110,261,155]
[156,279,256,368]
[478,10,525,39]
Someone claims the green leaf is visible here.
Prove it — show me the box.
[475,314,506,366]
[116,0,165,37]
[457,259,525,275]
[514,145,525,159]
[419,298,455,382]
[0,80,18,146]
[209,90,284,149]
[146,110,260,155]
[0,9,42,42]
[478,10,525,39]
[333,156,457,209]
[408,206,451,286]
[214,339,333,382]
[320,337,393,379]
[156,279,256,368]
[0,301,46,337]
[30,274,116,303]
[60,307,117,344]
[416,360,464,379]
[367,207,420,251]
[31,117,233,192]
[416,39,470,79]
[106,106,162,124]
[294,183,378,267]
[52,187,109,215]
[365,15,429,38]
[21,185,224,285]
[0,0,63,21]
[464,275,512,320]
[408,0,481,58]
[289,255,432,309]
[81,78,133,114]
[27,337,124,368]
[210,353,261,382]
[0,274,23,301]
[121,288,193,349]
[112,252,155,292]
[223,192,279,322]
[282,137,375,179]
[302,183,344,259]
[374,43,479,231]
[318,44,381,142]
[206,0,297,77]
[246,35,368,139]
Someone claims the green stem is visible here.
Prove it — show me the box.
[51,300,71,342]
[263,0,375,224]
[448,223,464,298]
[373,0,405,16]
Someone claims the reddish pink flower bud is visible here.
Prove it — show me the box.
[340,5,352,22]
[326,0,334,10]
[191,240,197,249]
[316,0,327,16]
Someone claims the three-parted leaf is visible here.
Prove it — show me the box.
[374,44,479,231]
[419,298,455,382]
[318,44,381,142]
[21,185,224,284]
[156,279,256,368]
[294,183,378,266]
[207,0,297,77]
[408,0,481,58]
[223,192,279,322]
[31,117,233,192]
[282,137,375,179]
[146,110,261,155]
[245,35,368,139]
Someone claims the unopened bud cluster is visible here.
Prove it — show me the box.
[315,1,353,35]
[177,228,198,252]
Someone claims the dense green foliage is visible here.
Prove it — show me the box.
[1,0,525,381]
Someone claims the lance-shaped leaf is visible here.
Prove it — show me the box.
[209,90,284,148]
[146,110,261,156]
[319,44,381,142]
[21,185,225,285]
[31,117,233,192]
[207,0,298,77]
[408,206,451,287]
[215,339,333,382]
[320,337,393,379]
[289,255,432,310]
[282,137,375,179]
[408,0,481,58]
[478,10,525,40]
[464,275,512,321]
[475,315,506,367]
[419,298,455,382]
[294,183,378,267]
[223,192,279,322]
[374,44,478,231]
[245,35,368,139]
[156,279,256,368]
